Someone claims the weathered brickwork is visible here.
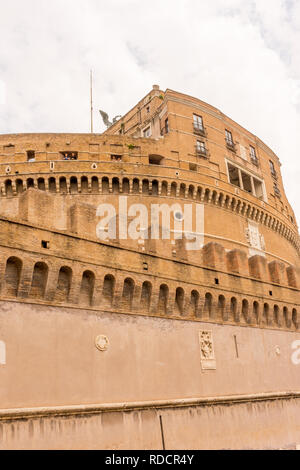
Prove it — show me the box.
[0,87,300,449]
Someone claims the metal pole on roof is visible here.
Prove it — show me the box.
[90,70,93,134]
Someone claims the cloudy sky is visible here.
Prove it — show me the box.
[0,0,300,224]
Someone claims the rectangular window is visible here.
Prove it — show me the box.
[250,145,258,165]
[189,163,197,171]
[269,160,277,178]
[60,151,78,160]
[111,154,122,162]
[274,182,281,197]
[196,140,206,155]
[149,155,164,165]
[27,150,35,162]
[193,114,203,130]
[143,126,151,138]
[225,130,233,145]
[227,161,265,200]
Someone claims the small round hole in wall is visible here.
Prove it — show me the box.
[91,163,98,170]
[174,211,184,222]
[5,166,11,174]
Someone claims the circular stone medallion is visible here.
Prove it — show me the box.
[95,335,109,352]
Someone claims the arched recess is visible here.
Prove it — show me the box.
[5,180,13,196]
[81,176,89,193]
[273,304,280,326]
[70,176,78,194]
[229,297,237,322]
[122,178,129,194]
[91,176,99,193]
[253,301,260,325]
[292,309,298,329]
[102,274,115,305]
[218,295,226,320]
[16,179,24,194]
[204,292,213,318]
[102,177,109,194]
[59,177,67,194]
[29,262,48,298]
[48,177,56,193]
[175,287,185,315]
[79,270,95,306]
[158,284,168,315]
[38,178,45,190]
[140,281,152,312]
[242,299,249,323]
[122,278,135,309]
[55,266,72,302]
[4,257,22,297]
[190,290,199,316]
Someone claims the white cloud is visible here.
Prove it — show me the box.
[0,80,6,105]
[0,0,299,225]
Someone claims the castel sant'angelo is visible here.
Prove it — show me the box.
[0,85,300,450]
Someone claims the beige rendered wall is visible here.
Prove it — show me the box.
[0,300,300,449]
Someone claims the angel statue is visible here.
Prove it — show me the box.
[99,110,122,128]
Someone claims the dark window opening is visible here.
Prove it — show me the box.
[111,154,122,161]
[215,278,219,285]
[269,291,273,296]
[269,160,277,178]
[250,145,258,165]
[165,118,169,134]
[27,150,35,162]
[41,240,50,249]
[60,151,78,160]
[149,154,164,165]
[228,164,240,188]
[143,262,148,271]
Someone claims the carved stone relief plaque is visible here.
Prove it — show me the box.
[199,330,216,370]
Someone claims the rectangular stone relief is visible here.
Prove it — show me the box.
[199,330,216,370]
